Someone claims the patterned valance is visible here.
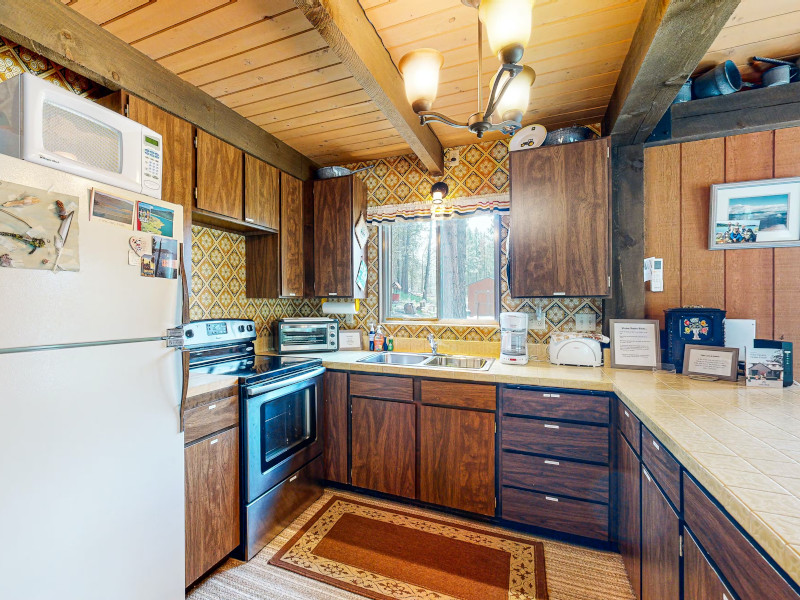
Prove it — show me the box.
[366,193,509,223]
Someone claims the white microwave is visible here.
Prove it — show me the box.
[0,73,162,199]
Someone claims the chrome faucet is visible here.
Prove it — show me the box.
[427,333,439,356]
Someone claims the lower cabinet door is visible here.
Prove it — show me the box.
[185,427,240,587]
[684,529,734,600]
[618,432,642,600]
[641,466,680,600]
[351,396,415,498]
[419,405,495,515]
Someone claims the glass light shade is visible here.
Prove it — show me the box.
[431,181,449,204]
[479,0,535,63]
[490,65,535,123]
[399,49,444,113]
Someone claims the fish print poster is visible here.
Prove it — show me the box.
[0,180,80,271]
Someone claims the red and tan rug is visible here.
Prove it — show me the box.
[269,496,549,600]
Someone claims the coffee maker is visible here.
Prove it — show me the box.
[500,312,529,365]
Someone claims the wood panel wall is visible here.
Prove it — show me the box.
[644,127,800,374]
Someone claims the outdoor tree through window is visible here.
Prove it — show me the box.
[382,214,498,321]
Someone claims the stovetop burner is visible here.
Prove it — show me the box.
[191,354,322,385]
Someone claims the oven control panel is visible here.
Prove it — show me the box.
[183,319,257,348]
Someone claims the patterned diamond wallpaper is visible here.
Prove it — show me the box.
[5,39,602,347]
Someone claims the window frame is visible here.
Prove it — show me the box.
[378,213,501,325]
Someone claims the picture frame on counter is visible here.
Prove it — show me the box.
[682,344,739,381]
[609,319,660,370]
[709,177,800,250]
[338,329,363,351]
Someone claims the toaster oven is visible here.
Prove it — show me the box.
[274,318,339,353]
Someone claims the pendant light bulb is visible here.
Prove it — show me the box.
[399,49,444,113]
[479,0,535,64]
[490,65,536,123]
[431,181,449,204]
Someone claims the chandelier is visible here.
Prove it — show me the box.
[399,0,536,139]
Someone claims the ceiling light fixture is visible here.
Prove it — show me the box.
[431,181,449,204]
[399,0,536,139]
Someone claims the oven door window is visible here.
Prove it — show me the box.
[281,325,329,346]
[260,386,316,472]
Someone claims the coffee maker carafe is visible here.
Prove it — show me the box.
[500,312,529,365]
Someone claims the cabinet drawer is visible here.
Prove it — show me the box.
[184,394,239,444]
[502,451,609,503]
[642,428,680,509]
[502,486,609,540]
[350,373,413,402]
[420,380,496,410]
[502,416,609,463]
[503,387,609,424]
[617,400,641,453]
[684,474,800,600]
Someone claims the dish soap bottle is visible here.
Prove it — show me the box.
[368,323,375,351]
[387,336,394,351]
[374,325,385,352]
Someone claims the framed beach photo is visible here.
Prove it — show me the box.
[709,177,800,249]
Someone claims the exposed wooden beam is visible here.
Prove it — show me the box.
[293,0,444,175]
[649,82,800,146]
[0,0,316,180]
[604,0,741,146]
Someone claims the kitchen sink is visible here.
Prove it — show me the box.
[357,352,493,371]
[358,352,432,365]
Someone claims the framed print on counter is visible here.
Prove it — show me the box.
[709,177,800,249]
[610,319,660,370]
[682,345,739,381]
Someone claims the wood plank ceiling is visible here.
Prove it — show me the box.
[61,0,800,167]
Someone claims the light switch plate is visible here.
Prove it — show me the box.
[575,313,595,331]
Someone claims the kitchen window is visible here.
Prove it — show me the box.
[380,214,499,322]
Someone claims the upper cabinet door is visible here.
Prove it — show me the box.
[314,176,353,297]
[196,129,243,221]
[509,137,610,297]
[244,154,279,230]
[281,172,304,298]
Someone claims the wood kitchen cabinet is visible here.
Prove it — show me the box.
[313,175,367,298]
[641,465,680,600]
[195,129,243,221]
[351,395,415,498]
[617,431,642,600]
[244,154,279,231]
[419,404,495,515]
[683,530,733,600]
[96,92,194,305]
[245,172,307,298]
[322,371,348,484]
[184,387,240,587]
[509,137,610,297]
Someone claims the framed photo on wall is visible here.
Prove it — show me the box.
[709,177,800,249]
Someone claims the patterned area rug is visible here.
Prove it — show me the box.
[269,496,549,600]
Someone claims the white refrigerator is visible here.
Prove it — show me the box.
[0,155,186,600]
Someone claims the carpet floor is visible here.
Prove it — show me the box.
[186,489,635,600]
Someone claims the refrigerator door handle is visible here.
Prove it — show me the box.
[179,350,190,433]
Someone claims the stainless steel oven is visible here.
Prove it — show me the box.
[274,318,338,353]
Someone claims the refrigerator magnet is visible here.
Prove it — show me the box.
[140,254,155,277]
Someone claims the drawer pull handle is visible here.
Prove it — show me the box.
[643,468,652,483]
[544,424,559,429]
[210,438,219,445]
[624,410,630,417]
[208,404,217,410]
[652,440,660,451]
[723,594,730,600]
[289,475,298,482]
[544,460,560,466]
[245,217,255,223]
[545,496,559,502]
[543,393,561,398]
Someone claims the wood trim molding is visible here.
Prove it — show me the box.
[603,0,741,146]
[292,0,444,175]
[0,0,316,180]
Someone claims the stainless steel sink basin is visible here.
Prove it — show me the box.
[424,355,492,370]
[358,352,431,365]
[357,352,493,370]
